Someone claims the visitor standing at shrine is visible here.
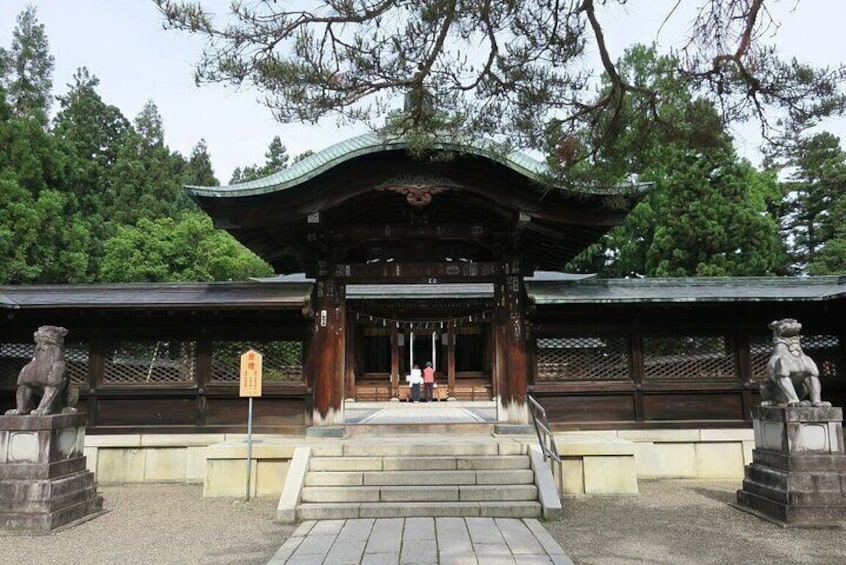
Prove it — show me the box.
[409,364,422,402]
[423,361,435,402]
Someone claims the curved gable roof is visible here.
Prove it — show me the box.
[185,133,651,274]
[187,132,648,199]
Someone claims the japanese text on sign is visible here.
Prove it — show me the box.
[239,349,263,397]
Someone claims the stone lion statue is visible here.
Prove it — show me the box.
[760,318,831,407]
[4,325,78,416]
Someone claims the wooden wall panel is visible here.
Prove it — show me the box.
[538,394,635,422]
[643,393,744,421]
[96,398,197,426]
[204,397,306,426]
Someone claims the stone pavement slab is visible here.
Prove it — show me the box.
[267,517,573,565]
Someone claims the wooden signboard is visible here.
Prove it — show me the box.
[239,349,263,398]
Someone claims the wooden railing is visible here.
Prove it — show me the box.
[528,393,563,493]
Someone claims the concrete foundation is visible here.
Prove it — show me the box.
[0,413,104,533]
[736,406,846,526]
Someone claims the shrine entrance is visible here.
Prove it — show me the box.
[350,321,493,402]
[346,286,495,402]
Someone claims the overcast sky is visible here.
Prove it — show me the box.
[1,0,844,184]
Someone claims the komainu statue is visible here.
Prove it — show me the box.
[760,318,831,407]
[4,325,78,416]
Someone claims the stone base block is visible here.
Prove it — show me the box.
[737,406,846,527]
[1,492,104,534]
[0,413,104,533]
[736,489,846,527]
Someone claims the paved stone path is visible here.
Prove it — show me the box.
[267,517,573,565]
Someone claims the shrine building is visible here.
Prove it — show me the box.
[1,133,845,435]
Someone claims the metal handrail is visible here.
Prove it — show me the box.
[527,393,563,494]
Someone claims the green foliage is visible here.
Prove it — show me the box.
[51,68,134,278]
[99,212,273,282]
[106,102,197,226]
[779,132,846,272]
[644,148,787,277]
[568,46,788,277]
[0,6,236,285]
[0,107,67,195]
[808,194,846,274]
[0,170,90,283]
[184,139,218,186]
[0,5,54,119]
[230,135,290,184]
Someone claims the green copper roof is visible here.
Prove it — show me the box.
[186,132,649,198]
[527,275,846,304]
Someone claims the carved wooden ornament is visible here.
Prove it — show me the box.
[375,176,461,208]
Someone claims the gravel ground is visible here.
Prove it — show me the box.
[3,480,846,564]
[549,479,846,565]
[0,485,294,565]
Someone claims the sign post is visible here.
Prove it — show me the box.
[239,348,263,501]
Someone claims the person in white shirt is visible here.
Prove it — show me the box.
[409,364,423,402]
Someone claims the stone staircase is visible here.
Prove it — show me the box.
[278,438,548,522]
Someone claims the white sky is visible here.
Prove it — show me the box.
[1,0,844,183]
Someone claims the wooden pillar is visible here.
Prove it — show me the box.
[307,276,346,426]
[344,315,356,400]
[86,326,104,429]
[195,326,211,427]
[447,321,456,397]
[390,323,400,397]
[630,318,645,422]
[736,318,754,421]
[495,268,529,424]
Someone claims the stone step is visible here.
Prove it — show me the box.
[304,469,534,487]
[300,484,538,504]
[345,423,495,436]
[308,455,531,472]
[291,446,543,521]
[296,501,542,521]
[340,442,502,457]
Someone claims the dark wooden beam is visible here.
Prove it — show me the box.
[327,224,501,244]
[321,261,511,283]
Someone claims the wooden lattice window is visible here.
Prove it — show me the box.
[749,333,841,381]
[643,335,736,381]
[102,340,196,385]
[749,335,772,382]
[0,342,31,386]
[65,343,89,385]
[803,335,842,378]
[536,336,630,381]
[210,340,304,383]
[0,341,89,386]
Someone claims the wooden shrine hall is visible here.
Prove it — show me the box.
[1,133,845,434]
[185,133,648,426]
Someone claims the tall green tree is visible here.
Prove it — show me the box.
[644,148,786,277]
[569,46,787,277]
[184,139,218,186]
[779,132,846,272]
[51,68,133,279]
[808,196,846,274]
[53,68,131,214]
[107,101,196,225]
[99,212,273,282]
[0,5,54,120]
[230,135,290,184]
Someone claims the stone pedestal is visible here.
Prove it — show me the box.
[736,406,846,526]
[0,413,104,533]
